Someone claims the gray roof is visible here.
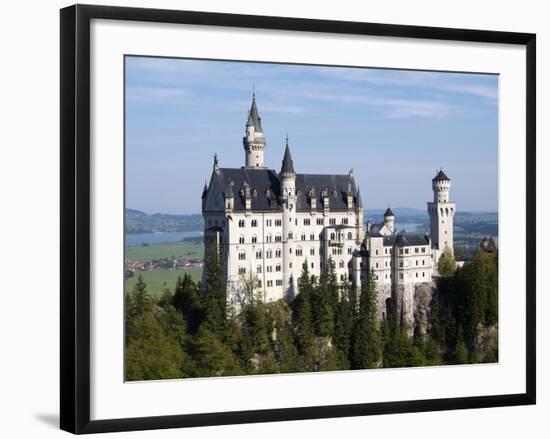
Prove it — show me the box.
[433,169,450,181]
[280,143,295,175]
[356,188,363,209]
[208,167,360,212]
[246,95,263,132]
[384,207,394,217]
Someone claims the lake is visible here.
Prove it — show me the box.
[126,231,203,246]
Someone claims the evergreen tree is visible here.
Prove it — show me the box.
[130,274,152,316]
[293,265,315,367]
[188,326,242,377]
[333,281,355,369]
[454,326,469,364]
[201,245,227,337]
[351,271,381,369]
[312,260,335,338]
[172,274,202,334]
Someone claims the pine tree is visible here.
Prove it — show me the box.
[130,274,152,316]
[201,245,226,337]
[333,281,354,369]
[293,265,314,366]
[351,270,381,369]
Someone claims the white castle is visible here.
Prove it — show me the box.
[201,95,455,325]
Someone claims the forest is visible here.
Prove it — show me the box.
[125,249,498,381]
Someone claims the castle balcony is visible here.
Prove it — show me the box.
[328,239,344,247]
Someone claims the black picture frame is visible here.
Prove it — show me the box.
[60,4,536,434]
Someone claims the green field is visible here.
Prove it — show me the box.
[125,267,203,297]
[126,240,203,261]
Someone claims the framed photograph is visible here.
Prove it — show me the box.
[60,4,536,434]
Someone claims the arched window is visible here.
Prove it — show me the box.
[347,232,352,240]
[257,265,262,273]
[330,232,335,240]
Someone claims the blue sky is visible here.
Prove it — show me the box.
[125,56,498,214]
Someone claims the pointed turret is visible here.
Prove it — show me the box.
[384,206,394,218]
[246,92,263,133]
[201,181,208,199]
[356,187,363,209]
[243,92,266,167]
[432,168,450,181]
[280,136,295,176]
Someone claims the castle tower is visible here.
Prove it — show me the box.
[243,93,266,168]
[427,169,456,265]
[279,136,297,299]
[383,206,395,234]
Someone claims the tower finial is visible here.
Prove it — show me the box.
[252,84,255,99]
[213,153,219,169]
[285,133,289,146]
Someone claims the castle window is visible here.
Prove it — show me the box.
[275,235,282,243]
[422,260,425,266]
[267,266,272,273]
[347,247,352,255]
[289,263,292,268]
[317,218,324,225]
[267,280,273,287]
[252,236,257,244]
[399,249,403,255]
[258,280,262,287]
[276,264,281,272]
[333,190,337,197]
[416,260,418,266]
[239,236,245,244]
[256,250,262,259]
[330,232,335,240]
[342,218,349,225]
[422,272,425,277]
[301,234,306,241]
[266,189,271,197]
[276,249,281,258]
[266,235,272,243]
[375,249,378,255]
[399,261,403,267]
[296,249,303,256]
[310,234,315,240]
[339,261,345,268]
[340,274,345,281]
[257,265,262,273]
[275,219,282,226]
[422,247,426,253]
[288,232,293,239]
[310,248,315,256]
[347,232,352,239]
[329,218,336,225]
[304,218,311,226]
[252,189,258,197]
[266,250,273,258]
[399,273,404,279]
[415,247,419,253]
[251,219,258,227]
[376,262,379,268]
[238,267,246,274]
[311,262,314,269]
[266,219,272,226]
[405,249,409,254]
[289,248,292,254]
[276,280,283,286]
[238,219,245,228]
[238,252,246,261]
[416,272,418,278]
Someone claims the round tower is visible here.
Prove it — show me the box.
[427,169,456,265]
[383,206,395,233]
[243,92,266,168]
[279,136,297,299]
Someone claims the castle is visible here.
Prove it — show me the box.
[201,95,455,325]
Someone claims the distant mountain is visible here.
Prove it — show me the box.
[367,207,426,216]
[126,209,203,233]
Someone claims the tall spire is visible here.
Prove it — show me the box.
[280,136,295,175]
[356,187,363,209]
[246,91,263,133]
